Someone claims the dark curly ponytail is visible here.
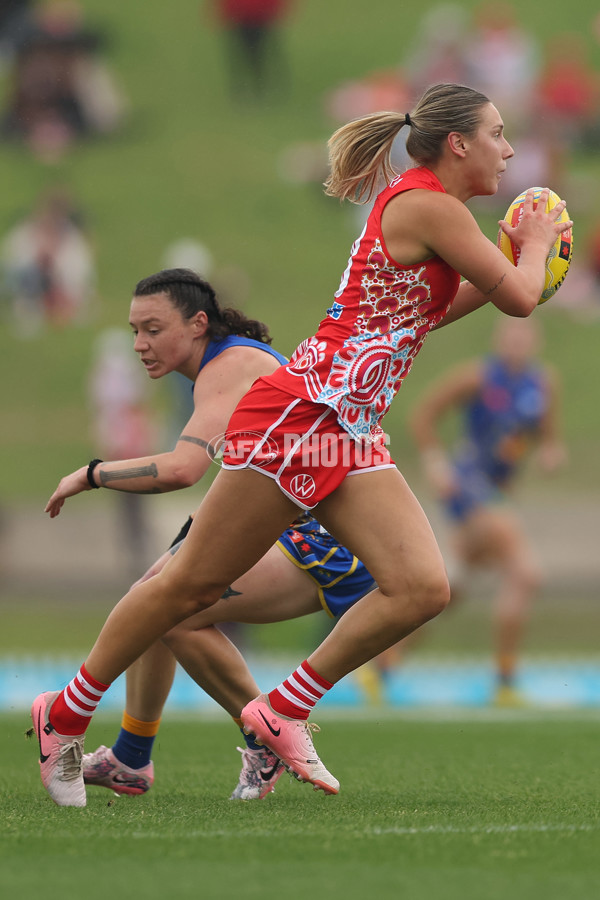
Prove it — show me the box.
[133,268,273,344]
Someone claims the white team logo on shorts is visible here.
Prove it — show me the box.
[289,473,316,501]
[207,431,279,468]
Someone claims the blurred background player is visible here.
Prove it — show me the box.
[1,185,96,337]
[88,328,159,579]
[404,315,567,705]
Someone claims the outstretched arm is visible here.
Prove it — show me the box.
[409,360,483,497]
[45,347,278,517]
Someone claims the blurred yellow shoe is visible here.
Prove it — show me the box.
[493,684,529,708]
[355,663,385,706]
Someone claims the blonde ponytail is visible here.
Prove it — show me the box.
[324,111,408,204]
[323,83,491,204]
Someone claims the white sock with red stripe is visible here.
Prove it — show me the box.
[48,663,110,735]
[268,660,333,720]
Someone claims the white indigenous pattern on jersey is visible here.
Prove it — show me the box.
[268,167,461,442]
[286,242,434,440]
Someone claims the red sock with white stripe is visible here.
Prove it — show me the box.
[48,663,110,735]
[268,660,333,720]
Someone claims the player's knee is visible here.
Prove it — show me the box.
[156,568,225,617]
[161,623,185,653]
[386,565,450,627]
[417,569,451,620]
[506,554,543,597]
[518,562,544,597]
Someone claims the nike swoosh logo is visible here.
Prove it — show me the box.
[259,763,281,781]
[258,710,281,738]
[112,773,144,785]
[37,708,50,764]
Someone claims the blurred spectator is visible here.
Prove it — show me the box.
[587,224,600,290]
[163,237,215,279]
[465,1,539,133]
[280,65,411,207]
[163,236,250,318]
[0,0,34,66]
[496,32,600,206]
[209,0,293,102]
[325,67,410,125]
[536,33,600,153]
[0,0,126,161]
[547,222,600,321]
[1,185,96,337]
[88,328,159,579]
[403,3,472,97]
[493,131,561,206]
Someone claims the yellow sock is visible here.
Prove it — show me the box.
[121,711,161,738]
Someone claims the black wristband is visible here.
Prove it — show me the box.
[87,458,103,489]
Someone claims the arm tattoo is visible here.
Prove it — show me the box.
[220,586,242,599]
[485,273,506,296]
[100,463,159,490]
[178,434,215,458]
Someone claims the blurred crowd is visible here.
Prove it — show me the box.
[0,0,127,338]
[0,0,125,162]
[320,0,600,198]
[280,0,600,318]
[3,0,600,337]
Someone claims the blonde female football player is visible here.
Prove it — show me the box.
[32,82,572,806]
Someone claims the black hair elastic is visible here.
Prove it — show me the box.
[404,113,412,127]
[87,458,103,488]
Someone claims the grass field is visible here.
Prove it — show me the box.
[1,4,599,896]
[3,712,598,899]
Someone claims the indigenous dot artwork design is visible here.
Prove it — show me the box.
[287,239,449,441]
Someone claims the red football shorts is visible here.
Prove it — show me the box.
[219,378,395,509]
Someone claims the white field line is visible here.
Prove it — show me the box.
[123,822,598,840]
[5,822,596,843]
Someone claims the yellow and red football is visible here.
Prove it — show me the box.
[498,187,573,304]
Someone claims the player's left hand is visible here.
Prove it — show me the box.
[45,467,90,518]
[498,188,571,254]
[536,440,568,474]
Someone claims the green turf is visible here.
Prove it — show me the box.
[2,5,599,894]
[2,712,598,899]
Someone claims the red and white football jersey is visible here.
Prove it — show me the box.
[268,166,461,441]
